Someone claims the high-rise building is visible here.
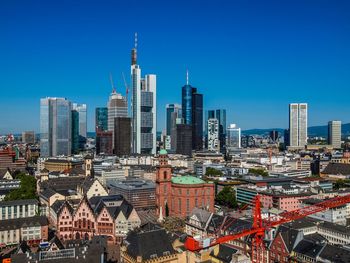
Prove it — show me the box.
[131,34,157,154]
[114,117,131,156]
[22,131,35,144]
[166,104,181,136]
[181,72,203,151]
[175,124,192,156]
[95,107,108,132]
[226,124,241,149]
[269,130,279,143]
[207,118,220,152]
[72,103,87,139]
[107,89,128,142]
[328,120,342,149]
[96,130,113,155]
[205,109,226,152]
[71,110,80,154]
[289,103,308,147]
[40,97,72,157]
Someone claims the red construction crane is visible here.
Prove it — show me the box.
[185,194,350,263]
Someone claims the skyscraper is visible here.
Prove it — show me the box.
[175,124,192,156]
[207,118,219,152]
[40,97,72,157]
[328,120,341,149]
[181,72,203,151]
[131,34,157,154]
[95,107,108,132]
[226,124,241,149]
[289,103,308,147]
[72,103,87,139]
[107,89,128,139]
[166,104,181,136]
[114,117,132,156]
[205,109,226,152]
[71,110,80,154]
[22,131,35,144]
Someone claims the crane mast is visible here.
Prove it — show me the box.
[185,193,350,263]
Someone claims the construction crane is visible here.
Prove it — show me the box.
[185,193,350,263]
[122,72,129,103]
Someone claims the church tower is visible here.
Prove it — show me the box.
[156,149,172,218]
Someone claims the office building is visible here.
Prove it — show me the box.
[95,107,108,132]
[96,130,113,155]
[114,117,131,156]
[207,118,220,152]
[166,104,181,136]
[289,103,308,147]
[21,131,35,144]
[0,199,39,220]
[107,89,128,146]
[71,110,80,154]
[328,120,342,149]
[131,34,157,154]
[175,124,193,156]
[181,72,203,151]
[226,124,241,149]
[270,130,279,143]
[206,109,226,151]
[72,103,87,139]
[40,97,72,157]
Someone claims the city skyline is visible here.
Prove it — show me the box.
[1,0,350,134]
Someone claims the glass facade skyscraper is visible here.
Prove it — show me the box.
[289,103,308,147]
[95,107,108,132]
[205,109,226,152]
[166,104,181,136]
[71,110,80,154]
[181,81,203,151]
[40,97,72,157]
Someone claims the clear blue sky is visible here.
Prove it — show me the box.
[1,0,350,134]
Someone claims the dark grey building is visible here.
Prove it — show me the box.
[175,124,193,156]
[114,117,131,156]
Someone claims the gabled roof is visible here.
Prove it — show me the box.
[49,235,65,250]
[189,207,212,227]
[322,162,350,175]
[318,244,350,263]
[0,216,48,231]
[40,188,58,200]
[125,229,176,260]
[293,239,324,259]
[210,244,237,263]
[275,225,301,253]
[0,169,11,179]
[16,240,31,254]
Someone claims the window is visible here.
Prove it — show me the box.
[163,171,167,180]
[187,189,190,196]
[186,199,190,212]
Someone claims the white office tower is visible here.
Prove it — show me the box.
[208,118,220,152]
[72,103,87,139]
[226,124,241,149]
[131,34,157,154]
[328,120,342,149]
[107,89,128,144]
[289,103,308,147]
[40,97,72,157]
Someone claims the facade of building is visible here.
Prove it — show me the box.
[206,109,226,152]
[328,120,341,149]
[175,124,192,156]
[289,103,308,148]
[96,130,113,155]
[71,110,80,154]
[108,178,156,210]
[156,150,214,218]
[207,118,220,152]
[166,104,181,136]
[181,74,203,151]
[0,199,39,220]
[22,131,35,144]
[114,117,131,156]
[95,107,108,132]
[131,37,157,154]
[72,103,87,143]
[40,97,72,157]
[226,124,241,149]
[107,89,128,147]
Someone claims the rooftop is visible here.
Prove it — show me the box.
[171,175,206,185]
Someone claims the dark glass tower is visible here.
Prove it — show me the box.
[181,79,203,151]
[95,107,108,132]
[71,110,80,154]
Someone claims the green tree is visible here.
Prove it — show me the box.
[165,202,169,217]
[162,217,185,232]
[334,179,350,190]
[205,167,223,177]
[249,168,269,177]
[4,173,37,201]
[215,186,238,208]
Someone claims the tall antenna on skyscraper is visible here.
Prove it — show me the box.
[135,32,138,50]
[186,69,189,85]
